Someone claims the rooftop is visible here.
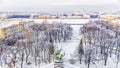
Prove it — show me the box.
[0,19,22,29]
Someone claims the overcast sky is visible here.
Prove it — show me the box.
[0,0,120,12]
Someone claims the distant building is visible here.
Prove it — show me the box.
[82,14,90,19]
[63,14,68,17]
[8,15,31,19]
[90,14,99,18]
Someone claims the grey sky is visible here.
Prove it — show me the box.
[0,0,120,12]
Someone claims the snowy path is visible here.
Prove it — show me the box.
[40,63,54,68]
[55,25,82,61]
[41,62,79,68]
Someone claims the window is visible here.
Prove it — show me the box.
[10,26,16,33]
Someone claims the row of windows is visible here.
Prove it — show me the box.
[4,25,25,37]
[0,21,34,39]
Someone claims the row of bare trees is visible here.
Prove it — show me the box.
[78,20,120,68]
[0,21,73,68]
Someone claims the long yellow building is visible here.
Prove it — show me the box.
[0,20,24,39]
[0,19,35,39]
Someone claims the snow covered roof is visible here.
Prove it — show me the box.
[0,20,21,29]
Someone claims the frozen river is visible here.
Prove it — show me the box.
[24,19,102,24]
[1,19,91,28]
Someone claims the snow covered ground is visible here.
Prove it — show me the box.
[40,62,81,68]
